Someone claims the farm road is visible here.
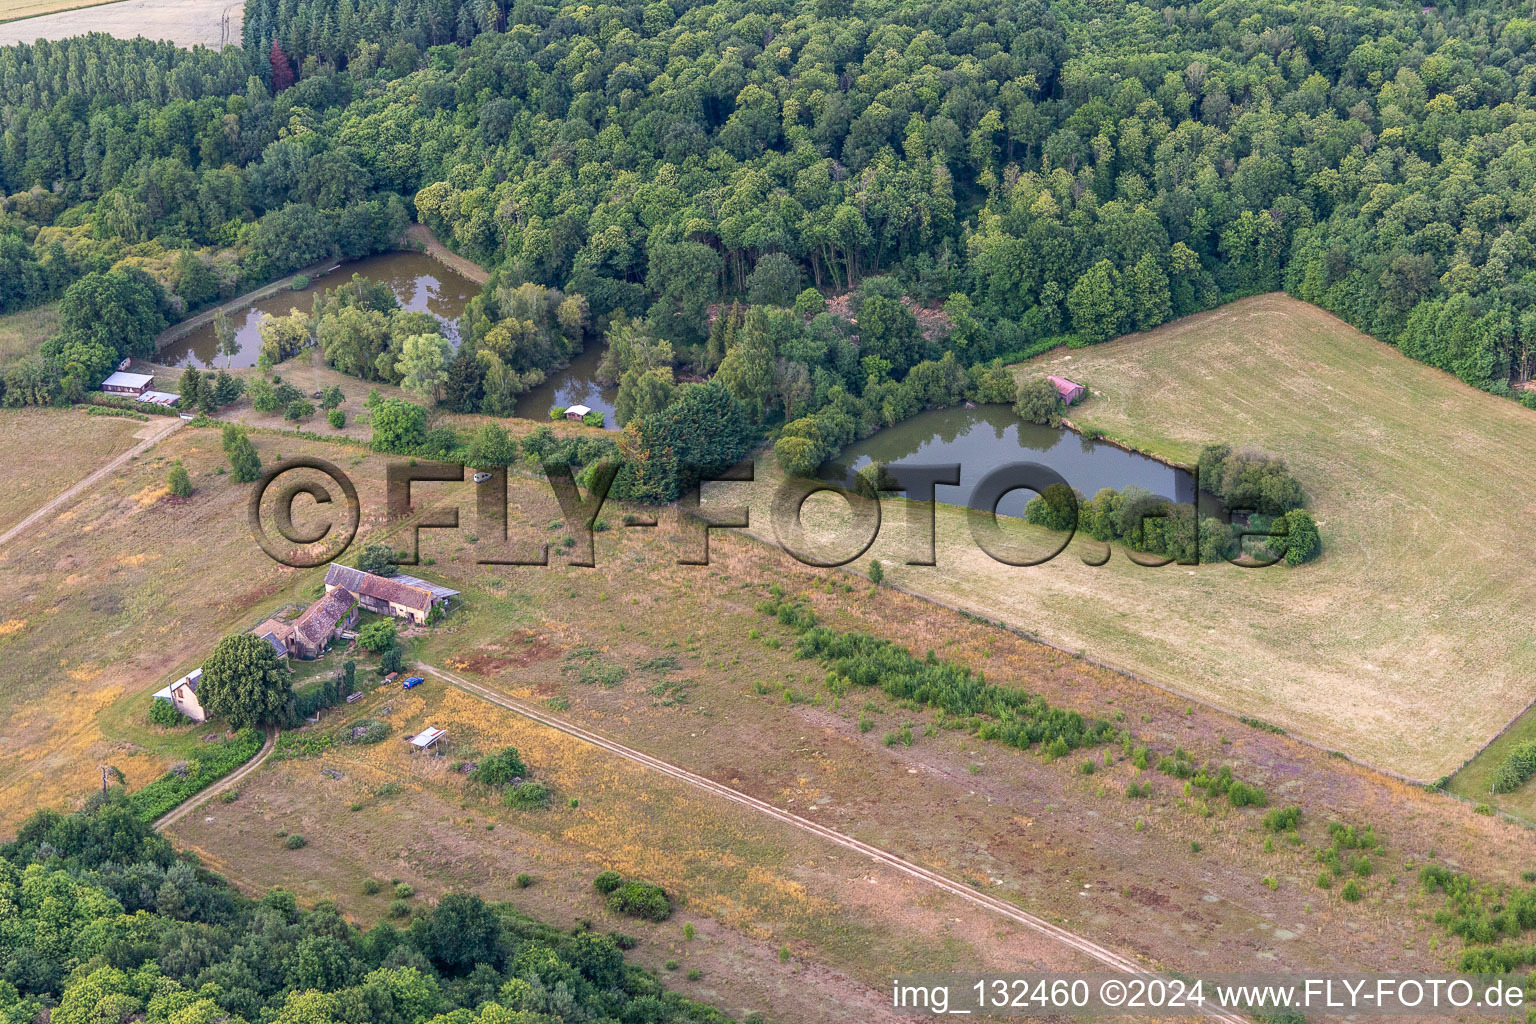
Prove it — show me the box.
[419,661,1251,1024]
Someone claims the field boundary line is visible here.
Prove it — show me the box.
[153,727,278,830]
[419,660,1250,1024]
[726,513,1436,788]
[0,416,183,549]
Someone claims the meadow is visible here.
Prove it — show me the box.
[0,407,146,533]
[165,680,1102,1024]
[745,294,1536,782]
[0,0,237,46]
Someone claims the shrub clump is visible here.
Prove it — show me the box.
[1490,740,1536,794]
[471,746,527,787]
[503,781,552,810]
[149,698,187,727]
[608,879,673,921]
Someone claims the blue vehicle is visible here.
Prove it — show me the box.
[402,676,424,689]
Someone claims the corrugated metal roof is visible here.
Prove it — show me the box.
[102,371,153,389]
[410,726,445,748]
[324,562,438,611]
[394,572,460,600]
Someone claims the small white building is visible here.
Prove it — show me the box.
[137,390,180,407]
[409,726,446,751]
[101,371,154,395]
[565,404,592,421]
[152,668,207,722]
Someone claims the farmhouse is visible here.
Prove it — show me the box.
[253,590,358,661]
[152,668,207,722]
[565,404,592,421]
[101,370,154,395]
[324,563,459,625]
[1047,375,1086,405]
[250,620,294,659]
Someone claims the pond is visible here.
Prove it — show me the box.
[513,341,619,430]
[821,404,1209,519]
[157,252,480,369]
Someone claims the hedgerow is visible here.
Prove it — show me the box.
[759,593,1111,756]
[128,728,264,821]
[1489,740,1536,794]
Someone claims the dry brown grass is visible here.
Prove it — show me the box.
[731,294,1536,781]
[0,408,144,534]
[0,0,239,47]
[166,682,1104,1023]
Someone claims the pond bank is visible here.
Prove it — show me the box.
[153,226,491,365]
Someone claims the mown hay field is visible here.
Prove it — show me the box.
[0,407,145,533]
[0,0,238,47]
[761,293,1532,782]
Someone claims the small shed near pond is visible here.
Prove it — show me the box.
[1047,376,1086,405]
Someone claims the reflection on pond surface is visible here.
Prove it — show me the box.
[513,342,618,430]
[821,404,1204,519]
[157,252,479,369]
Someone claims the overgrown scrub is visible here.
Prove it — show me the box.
[1489,740,1536,794]
[272,730,334,760]
[608,879,673,922]
[341,719,391,745]
[503,781,552,810]
[127,728,265,821]
[760,592,1111,756]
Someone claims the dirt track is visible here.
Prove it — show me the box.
[154,727,277,829]
[0,0,240,48]
[0,416,182,550]
[420,661,1250,1024]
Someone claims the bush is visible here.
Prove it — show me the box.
[388,899,411,918]
[1263,806,1302,833]
[1341,879,1362,902]
[516,873,533,888]
[1227,780,1268,808]
[868,559,883,584]
[394,882,414,898]
[1281,509,1321,566]
[1013,377,1065,427]
[327,408,346,429]
[471,746,528,787]
[503,781,551,810]
[363,878,382,894]
[342,719,391,744]
[593,870,623,895]
[167,461,193,498]
[285,833,307,849]
[1490,740,1536,794]
[608,879,672,921]
[356,619,398,653]
[149,698,186,727]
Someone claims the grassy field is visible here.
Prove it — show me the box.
[0,302,57,367]
[745,293,1534,782]
[0,419,363,821]
[0,0,238,45]
[166,680,1103,1024]
[0,407,146,534]
[2,407,1531,994]
[1448,701,1536,818]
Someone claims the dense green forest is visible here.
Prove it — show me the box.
[0,795,740,1024]
[5,0,1536,475]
